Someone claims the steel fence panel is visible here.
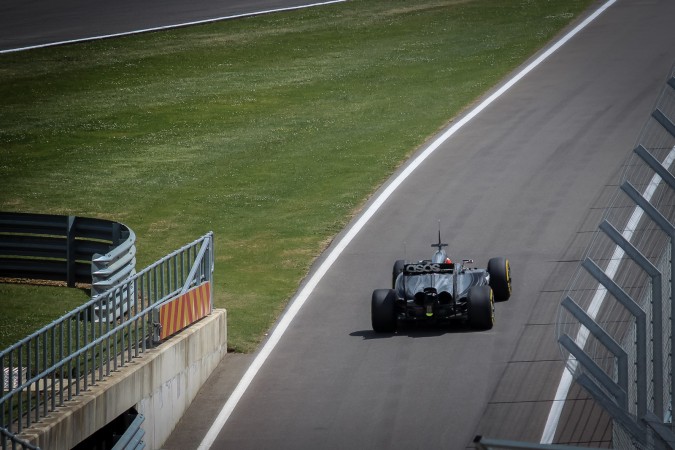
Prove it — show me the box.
[556,65,675,448]
[0,232,213,449]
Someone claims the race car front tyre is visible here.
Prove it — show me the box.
[372,289,397,333]
[487,256,511,301]
[392,260,406,289]
[468,285,494,330]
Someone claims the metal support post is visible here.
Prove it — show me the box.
[582,257,648,418]
[622,180,675,420]
[600,219,663,418]
[561,295,629,404]
[66,215,76,287]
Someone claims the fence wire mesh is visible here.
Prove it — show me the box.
[556,64,675,449]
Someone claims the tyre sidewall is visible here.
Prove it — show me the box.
[372,288,397,332]
[487,257,511,301]
[468,285,494,330]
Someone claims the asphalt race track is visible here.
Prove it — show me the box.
[0,0,343,51]
[5,0,675,448]
[173,1,675,448]
[179,1,675,448]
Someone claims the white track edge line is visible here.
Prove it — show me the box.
[0,0,347,54]
[537,0,622,442]
[197,2,615,448]
[540,145,675,444]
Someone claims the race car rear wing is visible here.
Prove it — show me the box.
[403,262,454,275]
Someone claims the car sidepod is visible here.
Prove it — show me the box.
[392,259,406,289]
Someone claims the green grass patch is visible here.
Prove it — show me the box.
[0,0,592,352]
[0,284,89,346]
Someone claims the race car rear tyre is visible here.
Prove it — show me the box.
[487,257,511,301]
[372,289,397,333]
[468,285,494,330]
[392,260,406,288]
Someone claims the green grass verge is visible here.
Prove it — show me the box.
[0,0,592,352]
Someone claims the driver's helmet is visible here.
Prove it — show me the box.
[445,257,453,264]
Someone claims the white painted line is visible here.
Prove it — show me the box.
[197,1,618,448]
[540,145,675,444]
[0,0,347,54]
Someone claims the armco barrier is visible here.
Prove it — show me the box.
[111,412,145,450]
[0,212,136,299]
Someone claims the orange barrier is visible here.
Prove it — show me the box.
[158,282,211,340]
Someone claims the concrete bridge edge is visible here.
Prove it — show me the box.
[19,308,227,450]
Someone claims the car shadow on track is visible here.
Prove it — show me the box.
[350,322,478,340]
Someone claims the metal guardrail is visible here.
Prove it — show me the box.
[0,212,136,300]
[111,412,145,450]
[474,436,602,450]
[0,427,39,450]
[556,64,675,449]
[0,232,213,449]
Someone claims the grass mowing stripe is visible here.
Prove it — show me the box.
[0,0,593,352]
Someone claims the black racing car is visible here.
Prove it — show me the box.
[371,234,511,332]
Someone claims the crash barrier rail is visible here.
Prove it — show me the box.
[111,412,145,450]
[0,212,136,299]
[556,65,675,449]
[474,436,599,450]
[0,232,213,450]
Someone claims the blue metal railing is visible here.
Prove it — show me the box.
[111,412,145,450]
[0,232,213,447]
[0,426,39,450]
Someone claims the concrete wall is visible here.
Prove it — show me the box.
[19,309,227,450]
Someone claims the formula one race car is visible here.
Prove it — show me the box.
[371,233,511,332]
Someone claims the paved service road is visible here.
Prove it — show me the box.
[162,1,675,449]
[0,0,342,51]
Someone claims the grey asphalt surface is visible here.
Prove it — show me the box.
[5,0,674,448]
[166,1,675,449]
[0,0,341,51]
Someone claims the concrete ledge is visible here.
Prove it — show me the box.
[20,308,227,450]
